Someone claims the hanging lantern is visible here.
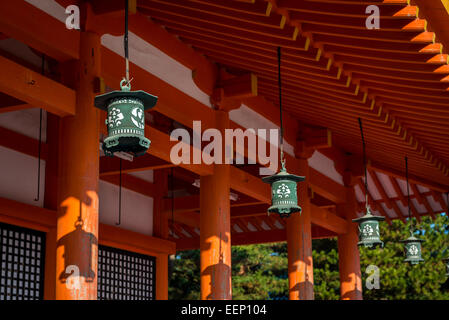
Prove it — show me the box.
[352,207,385,248]
[262,163,305,218]
[94,80,158,157]
[400,235,424,265]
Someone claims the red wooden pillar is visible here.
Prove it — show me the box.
[153,169,169,300]
[55,30,101,300]
[200,110,232,300]
[286,157,314,300]
[337,187,363,300]
[43,114,59,300]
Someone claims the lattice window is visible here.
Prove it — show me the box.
[0,222,46,300]
[97,245,155,300]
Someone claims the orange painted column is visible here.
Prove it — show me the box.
[286,157,314,300]
[200,110,232,300]
[337,187,363,300]
[43,114,59,300]
[55,31,100,300]
[154,170,169,300]
[156,253,169,300]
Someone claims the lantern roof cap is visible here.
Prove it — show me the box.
[400,235,424,243]
[352,207,385,223]
[261,165,305,184]
[94,79,158,111]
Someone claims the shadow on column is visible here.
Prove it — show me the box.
[201,234,231,300]
[57,201,98,284]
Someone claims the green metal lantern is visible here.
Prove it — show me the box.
[262,163,305,218]
[400,235,424,265]
[94,80,158,157]
[352,207,385,248]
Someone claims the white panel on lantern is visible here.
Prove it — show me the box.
[427,195,443,212]
[99,180,153,236]
[308,151,344,185]
[129,170,154,183]
[194,227,200,236]
[0,109,47,142]
[375,171,397,198]
[0,146,45,207]
[101,32,211,107]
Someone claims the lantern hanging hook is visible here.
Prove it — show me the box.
[358,117,369,211]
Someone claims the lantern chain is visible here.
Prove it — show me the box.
[405,156,412,235]
[277,47,285,169]
[358,118,369,210]
[34,55,45,202]
[124,0,130,84]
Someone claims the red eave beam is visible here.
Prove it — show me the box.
[0,55,76,116]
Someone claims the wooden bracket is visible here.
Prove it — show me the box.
[211,73,257,111]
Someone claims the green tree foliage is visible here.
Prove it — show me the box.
[169,214,449,300]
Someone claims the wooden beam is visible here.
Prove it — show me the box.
[357,178,393,224]
[100,154,175,176]
[299,124,332,149]
[369,168,404,220]
[0,126,48,160]
[309,167,346,204]
[99,223,176,255]
[0,1,79,61]
[0,56,76,116]
[91,0,137,15]
[146,125,213,176]
[172,211,200,228]
[220,73,257,99]
[0,104,33,114]
[230,166,271,203]
[0,196,176,255]
[410,184,436,219]
[100,173,156,198]
[310,204,348,235]
[0,197,56,232]
[370,161,448,193]
[431,190,448,212]
[388,176,422,222]
[231,229,286,246]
